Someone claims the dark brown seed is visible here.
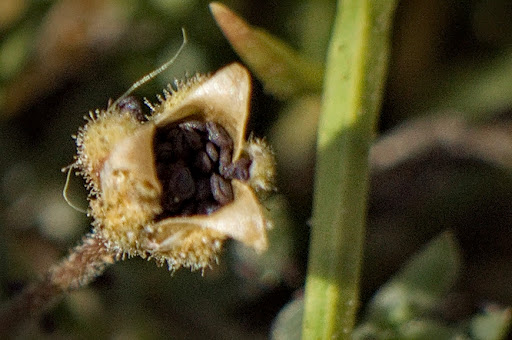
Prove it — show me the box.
[218,148,232,176]
[210,173,233,205]
[206,142,219,162]
[206,122,233,149]
[116,96,145,121]
[184,129,203,150]
[169,165,195,201]
[154,119,237,218]
[194,151,212,174]
[157,163,171,180]
[224,157,251,181]
[156,142,174,161]
[195,177,212,200]
[179,120,206,132]
[167,129,189,159]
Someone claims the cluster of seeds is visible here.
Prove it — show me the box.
[154,120,252,219]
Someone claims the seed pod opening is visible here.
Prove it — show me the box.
[153,119,251,219]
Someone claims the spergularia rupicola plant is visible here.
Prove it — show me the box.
[0,29,276,337]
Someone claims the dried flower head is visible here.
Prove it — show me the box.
[74,63,275,271]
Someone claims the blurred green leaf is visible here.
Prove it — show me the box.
[397,319,462,340]
[420,48,512,119]
[272,231,467,340]
[0,25,33,81]
[210,2,323,99]
[271,296,303,340]
[469,307,511,340]
[365,232,461,326]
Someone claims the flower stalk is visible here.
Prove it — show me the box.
[302,0,398,338]
[0,234,119,337]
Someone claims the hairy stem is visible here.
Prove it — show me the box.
[302,0,397,338]
[0,234,119,337]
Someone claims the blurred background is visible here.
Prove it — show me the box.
[1,0,512,338]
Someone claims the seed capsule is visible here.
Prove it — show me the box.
[75,63,275,271]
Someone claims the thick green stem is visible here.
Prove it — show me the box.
[302,1,397,339]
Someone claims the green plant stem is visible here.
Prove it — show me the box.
[302,1,397,339]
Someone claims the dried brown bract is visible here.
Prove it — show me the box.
[74,63,275,271]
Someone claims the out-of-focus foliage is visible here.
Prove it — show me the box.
[271,234,511,340]
[210,2,323,99]
[354,233,511,340]
[360,233,461,332]
[2,0,512,338]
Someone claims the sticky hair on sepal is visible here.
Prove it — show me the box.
[245,137,277,193]
[62,165,87,214]
[108,28,188,113]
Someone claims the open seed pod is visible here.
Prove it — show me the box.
[75,63,275,270]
